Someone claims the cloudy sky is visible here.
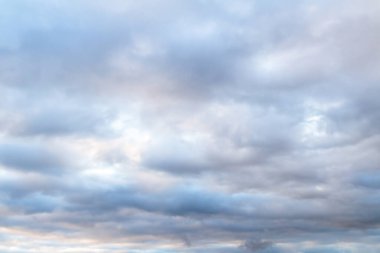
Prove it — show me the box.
[1,0,380,252]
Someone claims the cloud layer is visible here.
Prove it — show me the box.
[1,0,380,252]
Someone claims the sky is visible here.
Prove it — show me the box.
[0,0,380,252]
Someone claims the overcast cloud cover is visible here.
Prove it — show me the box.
[1,0,380,252]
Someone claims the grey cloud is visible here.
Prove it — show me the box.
[3,192,62,214]
[0,142,69,174]
[142,137,211,174]
[0,0,380,252]
[240,239,277,253]
[351,170,380,189]
[19,105,115,137]
[141,106,303,176]
[0,85,118,138]
[0,1,132,89]
[303,248,352,253]
[68,186,237,217]
[0,173,66,198]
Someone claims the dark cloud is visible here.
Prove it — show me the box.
[240,239,274,252]
[68,186,237,217]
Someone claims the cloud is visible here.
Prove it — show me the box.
[67,185,239,217]
[0,0,380,252]
[0,141,70,174]
[303,247,352,253]
[18,104,115,137]
[240,239,275,252]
